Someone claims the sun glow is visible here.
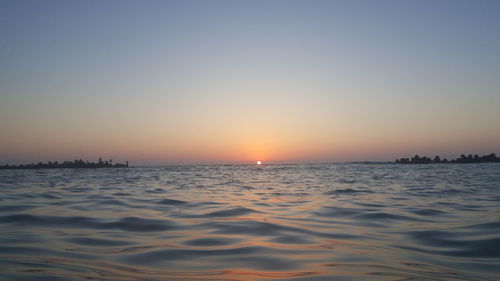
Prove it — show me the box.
[256,161,262,165]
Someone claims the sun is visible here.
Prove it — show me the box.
[256,161,262,165]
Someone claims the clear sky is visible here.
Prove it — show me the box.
[1,0,499,165]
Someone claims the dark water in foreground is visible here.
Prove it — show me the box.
[0,164,499,281]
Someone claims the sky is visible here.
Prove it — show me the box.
[1,0,500,165]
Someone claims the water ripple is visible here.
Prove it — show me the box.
[0,163,499,281]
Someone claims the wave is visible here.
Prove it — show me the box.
[0,163,499,281]
[0,214,178,232]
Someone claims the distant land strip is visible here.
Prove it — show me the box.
[0,158,128,169]
[396,153,500,164]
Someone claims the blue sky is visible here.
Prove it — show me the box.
[1,0,499,164]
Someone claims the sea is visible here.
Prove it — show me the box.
[0,163,499,281]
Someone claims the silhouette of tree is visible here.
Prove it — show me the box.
[0,158,129,169]
[395,153,500,164]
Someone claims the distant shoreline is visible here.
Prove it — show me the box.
[395,153,500,164]
[0,158,128,170]
[1,154,499,169]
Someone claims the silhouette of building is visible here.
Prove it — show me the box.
[0,158,129,169]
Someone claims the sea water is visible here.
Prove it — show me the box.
[0,163,499,280]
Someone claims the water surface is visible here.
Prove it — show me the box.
[0,163,499,280]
